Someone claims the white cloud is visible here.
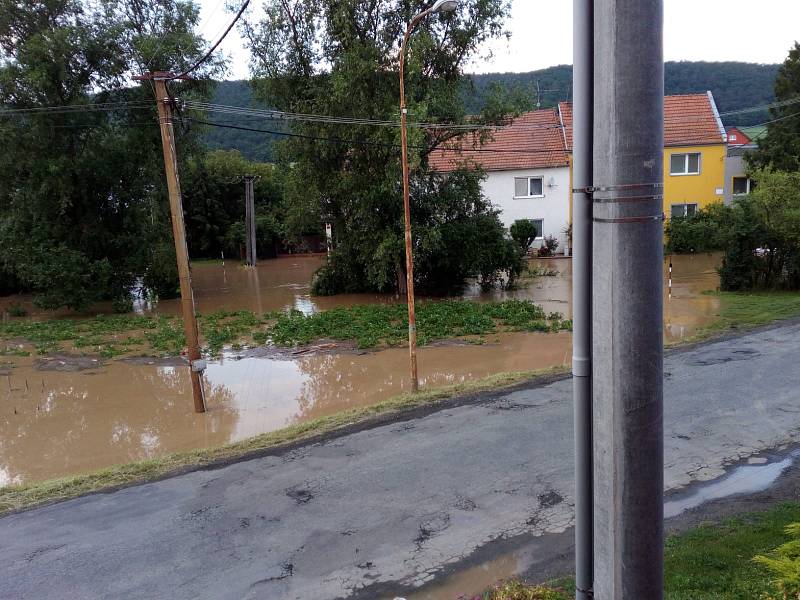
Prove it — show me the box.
[198,0,800,80]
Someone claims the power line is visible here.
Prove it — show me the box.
[719,96,800,117]
[0,101,152,116]
[169,0,251,81]
[186,117,572,155]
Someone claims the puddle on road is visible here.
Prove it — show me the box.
[396,449,798,600]
[664,451,799,518]
[0,254,722,485]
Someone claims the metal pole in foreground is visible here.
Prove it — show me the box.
[572,0,594,597]
[151,75,206,413]
[592,1,664,597]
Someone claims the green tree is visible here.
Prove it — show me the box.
[181,149,283,259]
[719,168,800,290]
[245,0,524,295]
[510,219,539,253]
[752,43,800,172]
[0,0,219,310]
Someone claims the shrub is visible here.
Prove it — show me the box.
[665,203,727,254]
[143,242,180,300]
[754,522,800,599]
[538,235,559,257]
[6,303,27,317]
[510,219,539,253]
[718,169,800,291]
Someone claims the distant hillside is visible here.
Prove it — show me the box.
[208,61,780,161]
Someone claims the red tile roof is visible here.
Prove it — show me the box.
[663,93,726,146]
[559,92,725,150]
[429,93,724,173]
[427,108,570,173]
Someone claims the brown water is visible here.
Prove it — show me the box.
[0,254,720,485]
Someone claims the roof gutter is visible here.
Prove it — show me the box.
[707,90,727,143]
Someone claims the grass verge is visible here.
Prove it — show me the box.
[0,367,566,515]
[666,290,800,347]
[476,502,800,600]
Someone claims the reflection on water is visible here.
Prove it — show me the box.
[1,332,571,485]
[0,254,722,485]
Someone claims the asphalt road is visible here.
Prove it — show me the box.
[2,322,800,600]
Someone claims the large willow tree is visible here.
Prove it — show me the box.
[244,0,526,294]
[0,0,219,309]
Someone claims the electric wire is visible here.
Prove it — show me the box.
[168,0,251,80]
[186,117,573,155]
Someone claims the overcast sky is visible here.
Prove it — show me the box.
[198,0,800,80]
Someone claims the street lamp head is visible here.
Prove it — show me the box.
[430,0,459,14]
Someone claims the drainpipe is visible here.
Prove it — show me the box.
[572,0,593,598]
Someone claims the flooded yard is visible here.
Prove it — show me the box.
[1,254,720,485]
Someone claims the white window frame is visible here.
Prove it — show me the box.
[531,218,544,240]
[670,203,699,219]
[514,176,545,199]
[669,152,702,176]
[732,176,751,196]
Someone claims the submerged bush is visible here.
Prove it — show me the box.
[510,219,539,254]
[665,203,728,254]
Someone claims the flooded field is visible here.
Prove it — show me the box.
[1,254,720,485]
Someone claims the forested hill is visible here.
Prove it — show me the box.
[207,61,780,161]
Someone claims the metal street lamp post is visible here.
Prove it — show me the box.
[399,0,458,393]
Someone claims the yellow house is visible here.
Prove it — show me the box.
[560,92,727,225]
[662,92,727,218]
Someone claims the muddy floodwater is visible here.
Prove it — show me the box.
[1,254,720,485]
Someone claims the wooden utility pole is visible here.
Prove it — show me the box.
[138,72,206,413]
[244,175,257,267]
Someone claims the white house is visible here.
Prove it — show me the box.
[429,108,572,253]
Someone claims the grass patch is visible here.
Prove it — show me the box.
[470,580,570,600]
[481,503,800,600]
[0,367,565,514]
[664,502,800,599]
[673,291,800,347]
[0,300,568,358]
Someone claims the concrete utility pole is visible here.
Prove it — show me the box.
[142,73,206,413]
[244,175,257,267]
[592,1,664,597]
[572,0,593,597]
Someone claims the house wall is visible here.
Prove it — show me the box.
[482,166,571,252]
[663,144,726,217]
[723,151,747,205]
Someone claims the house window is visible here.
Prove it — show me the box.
[514,176,544,198]
[670,203,698,219]
[669,152,701,176]
[531,218,544,239]
[732,176,751,195]
[729,134,737,142]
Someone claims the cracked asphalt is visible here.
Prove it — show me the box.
[2,321,800,599]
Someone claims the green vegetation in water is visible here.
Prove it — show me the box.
[0,300,569,358]
[268,300,571,348]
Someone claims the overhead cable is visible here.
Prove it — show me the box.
[168,0,251,80]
